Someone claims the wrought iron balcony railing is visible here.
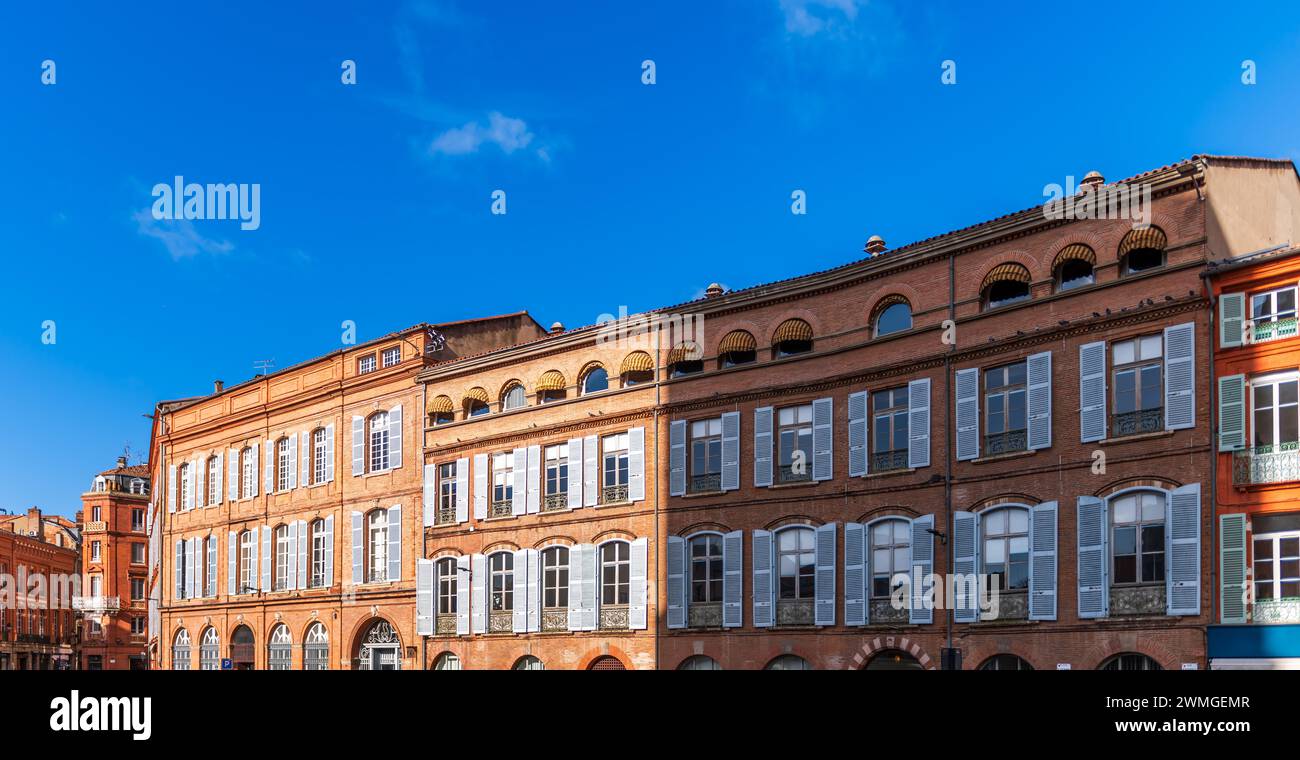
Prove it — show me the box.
[983,430,1027,456]
[871,449,909,472]
[490,499,513,518]
[72,596,120,613]
[1112,408,1164,438]
[1252,317,1299,344]
[541,493,568,513]
[689,473,721,494]
[1233,444,1300,486]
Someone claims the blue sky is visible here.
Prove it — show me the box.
[2,0,1298,517]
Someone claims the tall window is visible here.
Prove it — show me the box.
[1253,530,1300,604]
[689,418,722,493]
[438,462,457,524]
[491,454,512,516]
[131,508,145,531]
[436,557,458,616]
[490,552,514,612]
[582,367,609,395]
[274,525,290,591]
[368,412,391,472]
[381,346,401,368]
[601,432,629,503]
[304,623,329,670]
[502,384,527,410]
[91,541,101,562]
[206,456,219,505]
[268,625,292,670]
[172,631,191,671]
[1252,373,1299,453]
[1112,491,1165,585]
[1251,286,1298,326]
[310,520,327,588]
[777,405,813,483]
[238,531,254,593]
[199,628,220,670]
[131,543,146,564]
[312,428,327,485]
[130,577,145,600]
[600,541,630,606]
[92,506,102,522]
[368,510,388,582]
[777,527,815,600]
[982,508,1029,591]
[984,362,1027,454]
[178,463,191,507]
[544,444,569,510]
[240,446,254,499]
[689,534,723,603]
[542,547,569,609]
[870,519,910,598]
[276,437,290,492]
[871,387,909,471]
[1112,334,1163,436]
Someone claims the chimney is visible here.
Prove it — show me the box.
[705,283,724,298]
[864,235,886,255]
[26,507,43,541]
[116,455,128,469]
[1081,170,1104,190]
[549,321,565,335]
[214,379,224,393]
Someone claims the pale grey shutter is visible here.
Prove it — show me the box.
[227,448,238,502]
[174,540,183,599]
[455,457,469,523]
[1079,341,1108,443]
[264,440,274,492]
[416,559,434,636]
[1077,496,1108,618]
[423,464,437,527]
[471,553,487,634]
[287,432,298,490]
[469,455,483,522]
[1220,292,1245,348]
[227,531,237,596]
[260,524,271,591]
[249,526,259,592]
[1166,483,1201,615]
[1164,322,1195,430]
[350,416,364,476]
[628,426,646,501]
[213,451,224,504]
[752,530,774,627]
[754,407,774,487]
[629,537,648,630]
[194,457,204,509]
[1029,501,1058,621]
[185,538,196,600]
[286,521,298,590]
[526,548,541,632]
[844,522,866,626]
[722,530,743,628]
[952,511,979,623]
[349,512,363,585]
[955,368,980,460]
[168,464,177,513]
[812,397,833,481]
[669,420,687,496]
[388,404,403,469]
[183,460,194,510]
[720,413,740,491]
[813,522,836,625]
[848,391,868,477]
[386,505,402,582]
[208,537,218,597]
[567,545,585,631]
[455,556,470,635]
[249,442,259,497]
[666,535,686,629]
[1026,351,1052,450]
[526,444,540,514]
[512,549,529,633]
[324,423,336,482]
[1219,513,1248,623]
[324,515,335,587]
[908,377,931,468]
[567,438,584,508]
[582,435,598,507]
[1218,374,1247,451]
[300,429,310,487]
[909,514,934,624]
[512,447,527,516]
[296,520,308,589]
[581,545,598,631]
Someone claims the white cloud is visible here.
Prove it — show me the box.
[429,111,539,158]
[779,0,863,37]
[133,209,234,260]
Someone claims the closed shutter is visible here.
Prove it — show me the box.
[1218,374,1247,451]
[416,559,434,636]
[324,423,335,482]
[213,451,224,504]
[1219,513,1248,623]
[848,391,868,477]
[628,426,646,501]
[526,445,540,514]
[350,512,363,585]
[629,537,648,630]
[168,464,177,513]
[567,545,585,631]
[249,442,259,497]
[287,432,298,490]
[300,430,310,487]
[189,537,199,599]
[388,404,403,469]
[720,413,740,491]
[227,449,238,502]
[324,515,335,587]
[1029,501,1058,621]
[666,535,686,629]
[955,368,980,460]
[754,407,774,487]
[471,554,487,634]
[582,435,598,507]
[581,544,598,631]
[286,521,298,590]
[1077,496,1108,618]
[1164,322,1196,430]
[264,440,274,493]
[422,464,437,527]
[908,378,932,468]
[722,530,743,628]
[386,505,402,583]
[512,549,529,633]
[909,514,934,624]
[1220,292,1245,348]
[249,526,259,593]
[1079,341,1108,443]
[1026,351,1052,450]
[194,458,204,509]
[526,549,541,633]
[174,540,183,599]
[227,531,237,596]
[752,530,773,627]
[260,524,271,591]
[296,520,308,590]
[512,448,527,516]
[455,556,470,635]
[952,511,979,623]
[350,416,364,476]
[812,397,833,481]
[567,438,584,508]
[209,536,218,597]
[669,420,687,496]
[455,458,469,524]
[844,522,866,626]
[1166,483,1201,615]
[814,523,836,625]
[470,455,484,522]
[182,460,194,510]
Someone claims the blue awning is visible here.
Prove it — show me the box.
[1208,624,1300,659]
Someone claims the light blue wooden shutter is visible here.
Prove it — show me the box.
[666,535,686,629]
[324,423,335,481]
[1219,513,1248,623]
[287,432,298,490]
[423,464,436,527]
[526,445,540,514]
[754,407,774,487]
[629,537,648,629]
[168,464,177,513]
[213,451,224,504]
[300,429,310,487]
[1079,341,1108,443]
[720,413,740,491]
[349,512,363,585]
[567,438,584,508]
[182,460,194,510]
[469,455,483,522]
[296,520,308,589]
[1220,292,1245,348]
[455,457,469,523]
[249,526,259,592]
[669,420,687,496]
[955,368,980,461]
[1077,496,1108,618]
[249,442,259,497]
[1218,374,1246,451]
[723,530,743,628]
[629,427,646,501]
[208,536,217,597]
[350,417,364,476]
[812,397,833,481]
[582,435,598,507]
[512,447,527,516]
[952,511,979,623]
[1164,322,1195,430]
[260,524,271,591]
[264,440,274,493]
[1029,501,1058,621]
[814,523,836,625]
[909,515,934,624]
[1026,351,1052,450]
[455,556,470,635]
[512,549,529,633]
[189,538,199,600]
[285,521,298,590]
[582,545,599,631]
[844,522,866,626]
[388,404,403,469]
[908,378,931,468]
[193,458,204,509]
[324,515,335,587]
[848,391,868,477]
[752,530,774,627]
[227,531,237,596]
[1166,483,1201,615]
[227,448,238,502]
[471,553,487,634]
[526,549,541,632]
[567,545,584,631]
[416,558,434,635]
[174,540,183,599]
[386,505,402,582]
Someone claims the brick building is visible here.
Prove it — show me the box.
[0,508,80,670]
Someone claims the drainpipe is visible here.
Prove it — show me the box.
[1207,285,1219,647]
[945,251,956,664]
[421,374,428,671]
[653,335,663,670]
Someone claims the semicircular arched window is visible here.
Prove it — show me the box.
[620,351,654,386]
[536,370,567,403]
[581,365,609,395]
[1053,243,1096,292]
[172,630,191,671]
[1118,226,1167,276]
[463,387,490,418]
[979,654,1034,670]
[981,263,1032,310]
[1100,652,1162,671]
[772,319,813,358]
[427,395,454,426]
[717,330,757,368]
[667,342,704,378]
[764,654,811,670]
[304,622,329,670]
[268,624,292,670]
[678,654,721,670]
[873,297,912,337]
[501,382,527,410]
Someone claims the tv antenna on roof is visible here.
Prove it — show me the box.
[254,359,276,376]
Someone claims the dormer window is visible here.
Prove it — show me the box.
[382,346,401,368]
[358,354,377,375]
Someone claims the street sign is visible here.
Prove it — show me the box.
[221,658,233,670]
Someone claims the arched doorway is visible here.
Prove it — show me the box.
[979,654,1034,671]
[1100,653,1162,671]
[356,619,402,670]
[865,649,923,670]
[588,655,625,670]
[230,625,255,670]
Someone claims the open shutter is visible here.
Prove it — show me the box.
[194,458,205,509]
[1164,322,1195,430]
[455,457,469,524]
[386,505,402,583]
[324,515,335,587]
[209,537,218,597]
[1077,496,1108,618]
[227,449,238,502]
[723,530,743,628]
[471,554,487,634]
[285,522,298,590]
[720,414,740,491]
[567,438,584,508]
[814,523,836,625]
[302,430,312,487]
[848,391,868,477]
[249,442,259,497]
[909,514,934,624]
[582,435,598,507]
[1220,291,1245,348]
[297,520,308,589]
[1029,501,1058,621]
[754,407,774,487]
[567,545,585,631]
[526,445,540,514]
[1166,483,1201,615]
[423,464,436,527]
[264,441,274,493]
[752,530,774,627]
[526,549,540,632]
[468,455,483,522]
[512,549,529,633]
[260,524,271,591]
[844,522,866,626]
[1026,351,1052,450]
[628,426,646,501]
[629,537,648,630]
[1219,513,1248,623]
[349,512,363,585]
[512,448,527,516]
[416,559,434,635]
[955,368,980,461]
[213,451,224,504]
[1218,374,1246,452]
[227,531,237,596]
[248,526,259,593]
[388,404,403,469]
[324,423,335,481]
[350,417,364,476]
[455,556,470,635]
[666,535,686,629]
[908,378,932,469]
[582,545,598,631]
[168,464,177,512]
[812,397,833,481]
[1079,341,1108,443]
[952,511,979,623]
[183,460,194,510]
[669,420,687,496]
[174,540,183,599]
[286,432,298,490]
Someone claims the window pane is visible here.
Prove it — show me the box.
[1113,526,1137,555]
[1113,341,1135,365]
[1113,497,1136,524]
[1114,555,1136,584]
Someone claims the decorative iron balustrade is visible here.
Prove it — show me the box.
[72,596,120,612]
[598,605,629,630]
[1254,598,1300,623]
[602,484,629,504]
[871,450,909,472]
[778,465,811,484]
[1233,444,1300,485]
[1112,408,1164,438]
[489,500,512,518]
[435,507,457,526]
[542,493,568,512]
[689,473,721,494]
[1252,317,1299,344]
[983,430,1027,456]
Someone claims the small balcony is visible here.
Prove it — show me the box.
[1112,408,1164,438]
[871,449,908,473]
[1233,444,1300,486]
[541,493,567,513]
[1252,317,1299,345]
[72,596,120,613]
[601,484,629,504]
[489,499,512,518]
[434,506,457,526]
[983,430,1027,456]
[688,473,721,495]
[84,521,107,533]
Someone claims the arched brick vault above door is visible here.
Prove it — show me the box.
[846,635,937,670]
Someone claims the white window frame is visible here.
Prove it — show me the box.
[240,447,255,499]
[1249,371,1300,453]
[312,428,327,485]
[276,437,291,492]
[368,412,391,473]
[311,519,327,588]
[381,346,401,368]
[367,510,388,582]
